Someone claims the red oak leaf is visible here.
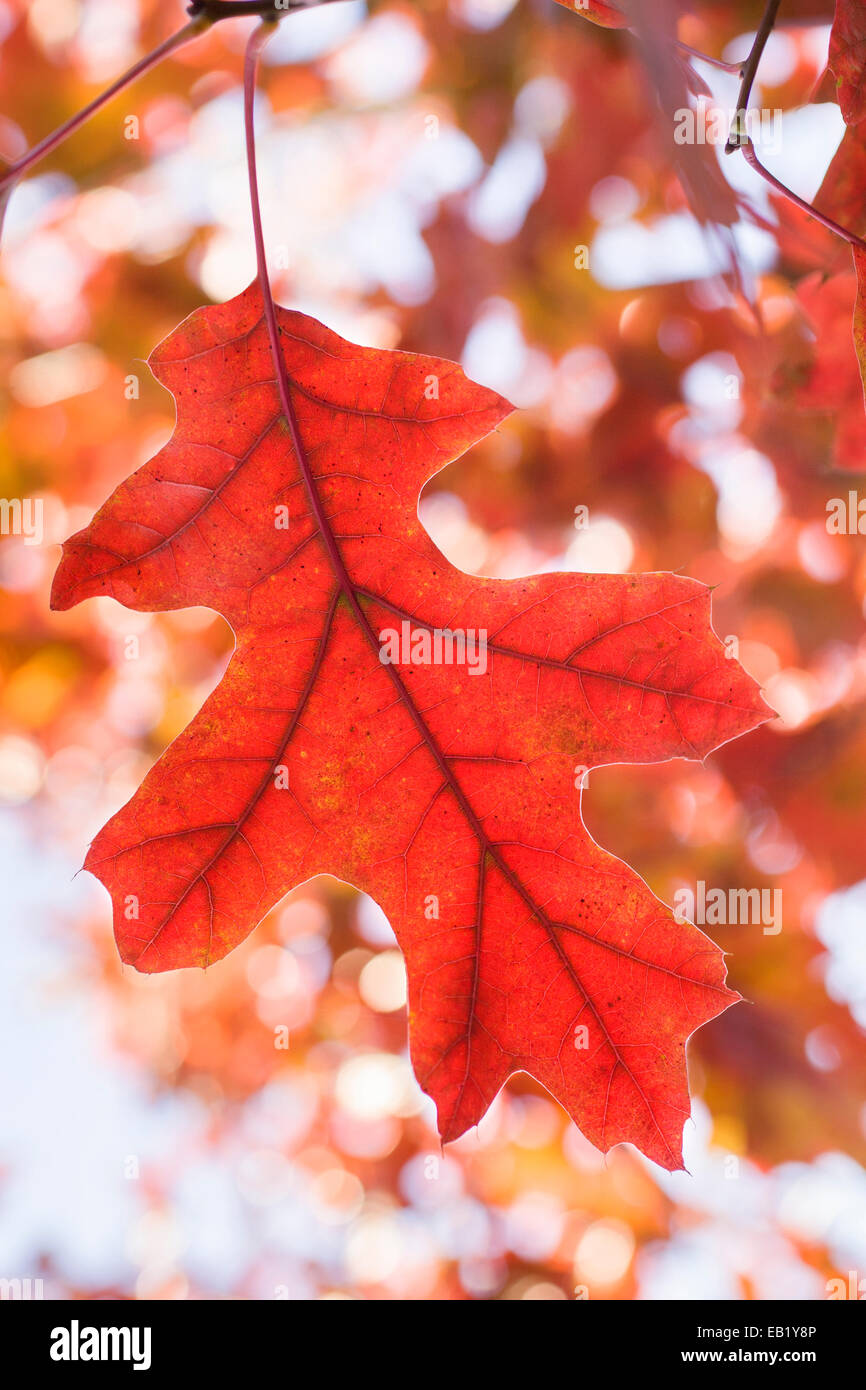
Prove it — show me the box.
[830,0,866,125]
[52,284,769,1169]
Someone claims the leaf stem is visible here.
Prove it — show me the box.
[725,0,782,152]
[243,19,350,587]
[740,138,866,253]
[243,16,390,616]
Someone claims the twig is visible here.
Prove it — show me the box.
[673,40,740,76]
[0,0,348,195]
[719,0,866,257]
[190,0,346,16]
[725,0,782,152]
[0,18,207,191]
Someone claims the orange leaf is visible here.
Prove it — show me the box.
[52,284,770,1168]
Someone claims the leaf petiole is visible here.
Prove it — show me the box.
[741,138,866,254]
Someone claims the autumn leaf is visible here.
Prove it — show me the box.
[810,120,866,449]
[51,283,769,1169]
[788,260,866,470]
[555,0,741,236]
[853,247,866,407]
[553,0,629,28]
[830,0,866,126]
[815,121,866,240]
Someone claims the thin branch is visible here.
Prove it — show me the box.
[723,0,866,254]
[0,0,347,195]
[0,18,208,191]
[726,0,782,152]
[741,139,866,253]
[673,40,741,76]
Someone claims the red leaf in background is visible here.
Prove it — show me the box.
[555,0,742,235]
[787,121,866,465]
[52,284,769,1169]
[853,246,866,406]
[553,0,629,28]
[791,261,866,469]
[816,121,866,239]
[830,0,866,125]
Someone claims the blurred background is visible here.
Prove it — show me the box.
[1,0,865,1300]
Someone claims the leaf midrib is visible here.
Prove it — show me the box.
[254,309,686,1157]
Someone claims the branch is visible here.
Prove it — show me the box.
[721,0,866,256]
[0,0,349,195]
[725,0,782,153]
[190,0,347,16]
[0,18,207,191]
